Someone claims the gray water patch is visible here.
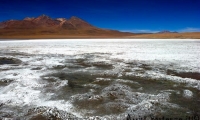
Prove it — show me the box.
[0,57,22,65]
[31,67,43,70]
[64,58,114,70]
[0,79,14,87]
[167,69,200,80]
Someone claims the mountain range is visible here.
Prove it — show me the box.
[0,15,200,39]
[0,14,133,38]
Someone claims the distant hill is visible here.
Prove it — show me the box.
[157,30,178,33]
[0,14,134,38]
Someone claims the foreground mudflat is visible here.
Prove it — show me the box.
[0,39,200,119]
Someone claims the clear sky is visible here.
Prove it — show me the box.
[0,0,200,33]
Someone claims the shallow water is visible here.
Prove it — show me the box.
[0,39,200,119]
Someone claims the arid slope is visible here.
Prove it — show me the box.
[0,15,200,39]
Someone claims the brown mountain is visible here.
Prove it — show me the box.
[1,15,200,39]
[0,15,134,38]
[0,15,93,29]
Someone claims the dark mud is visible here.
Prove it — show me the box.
[0,57,22,65]
[167,69,200,80]
[0,79,13,87]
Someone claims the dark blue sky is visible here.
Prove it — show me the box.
[0,0,200,33]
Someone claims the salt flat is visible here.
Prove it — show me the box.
[0,39,200,119]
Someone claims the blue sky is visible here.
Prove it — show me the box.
[0,0,200,33]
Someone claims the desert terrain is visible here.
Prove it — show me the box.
[0,15,199,39]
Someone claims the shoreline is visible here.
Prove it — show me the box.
[0,33,200,40]
[0,38,199,42]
